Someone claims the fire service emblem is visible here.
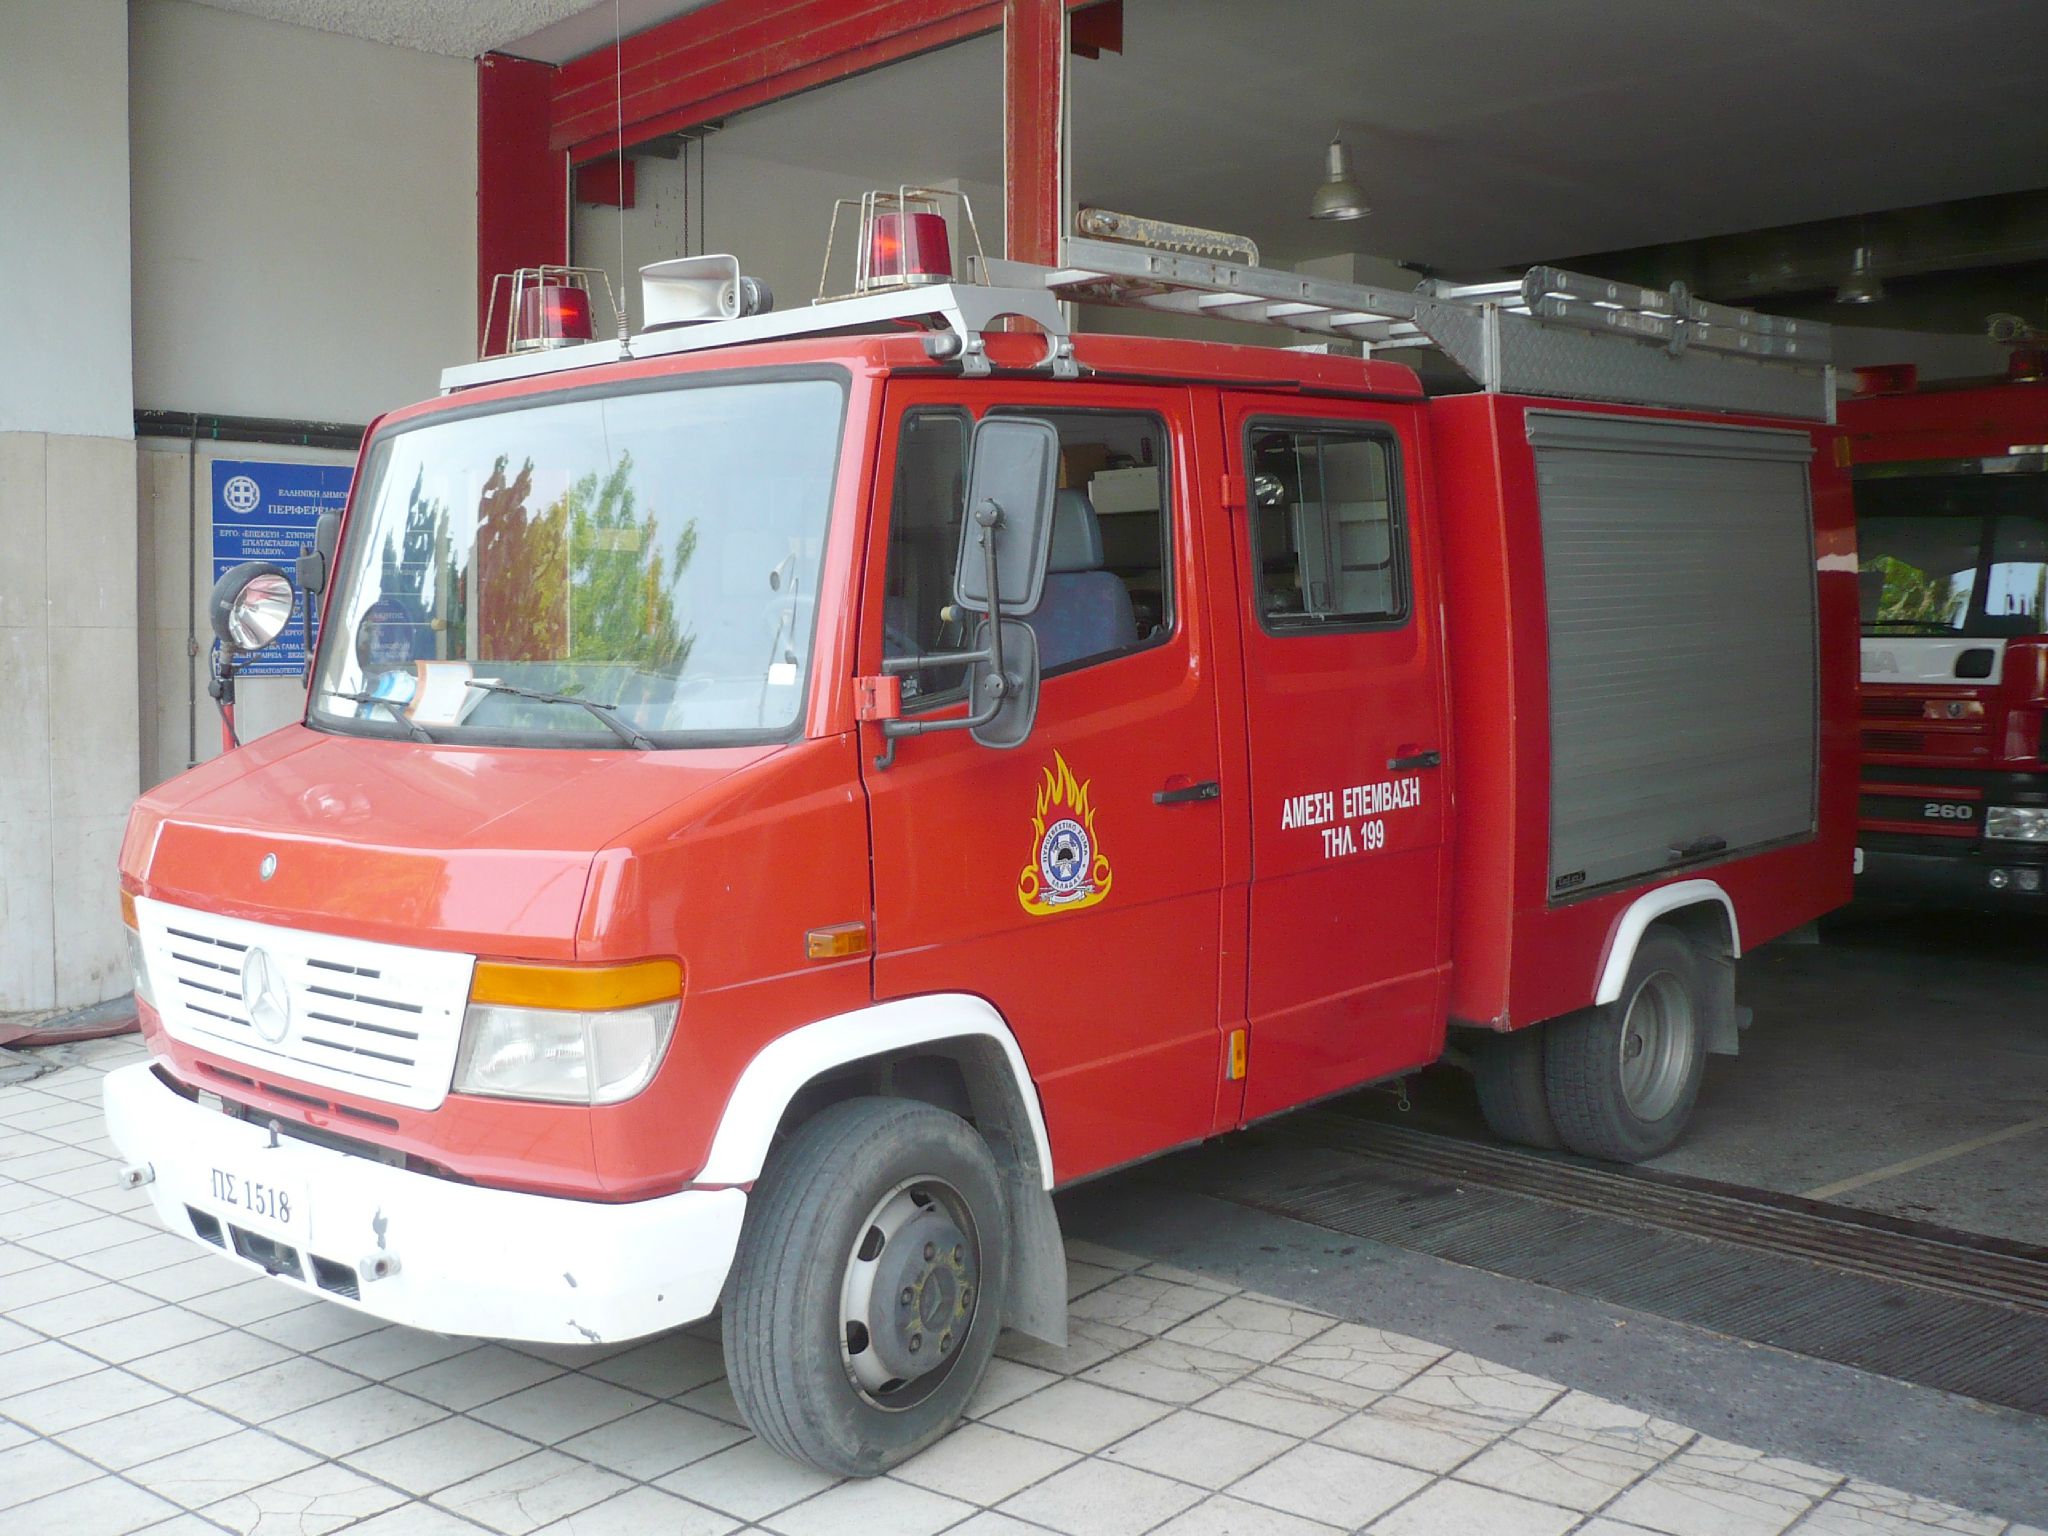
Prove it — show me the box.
[1017,752,1113,916]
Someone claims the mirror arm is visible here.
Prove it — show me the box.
[871,501,1014,770]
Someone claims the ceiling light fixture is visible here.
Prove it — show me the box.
[1835,244,1885,305]
[1309,135,1369,222]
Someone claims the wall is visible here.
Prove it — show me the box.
[0,0,139,1012]
[129,0,477,423]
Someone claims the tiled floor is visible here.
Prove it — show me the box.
[1,1037,2040,1536]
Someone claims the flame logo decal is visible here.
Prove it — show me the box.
[1017,751,1113,916]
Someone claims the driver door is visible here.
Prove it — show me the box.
[857,380,1229,1184]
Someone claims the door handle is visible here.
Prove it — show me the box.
[1387,750,1442,772]
[1154,780,1222,806]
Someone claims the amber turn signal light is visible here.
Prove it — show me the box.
[469,957,683,1010]
[805,922,870,961]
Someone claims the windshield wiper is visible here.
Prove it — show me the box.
[326,690,437,743]
[1863,620,1959,634]
[463,679,656,750]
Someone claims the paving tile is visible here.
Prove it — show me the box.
[10,1278,159,1335]
[0,1470,183,1534]
[1275,1324,1447,1394]
[1082,1335,1257,1405]
[1068,1273,1231,1337]
[1670,1435,1843,1499]
[1000,1316,1152,1376]
[1061,1239,1146,1271]
[1067,1258,1125,1299]
[674,1375,746,1427]
[1603,1455,1828,1536]
[654,1439,842,1521]
[392,1343,567,1412]
[1,1336,104,1395]
[1137,1262,1241,1295]
[0,1417,29,1452]
[470,1372,656,1444]
[1197,1364,1378,1439]
[966,1355,1061,1418]
[203,1461,408,1535]
[983,1376,1173,1452]
[0,1362,169,1434]
[244,1299,390,1353]
[126,1253,248,1303]
[766,1474,975,1536]
[341,1504,497,1534]
[529,1484,738,1536]
[556,1402,749,1481]
[432,1448,635,1536]
[1225,1441,1432,1529]
[1162,1296,1338,1365]
[315,1325,480,1381]
[57,1395,245,1471]
[267,1382,450,1457]
[891,1419,1080,1505]
[120,1315,271,1381]
[1102,1407,1296,1489]
[0,1437,103,1511]
[192,1354,370,1421]
[22,1204,145,1255]
[1147,1493,1342,1536]
[940,1515,1062,1536]
[0,1259,98,1310]
[581,1333,727,1398]
[125,1427,321,1510]
[1366,1478,1578,1536]
[0,1242,54,1279]
[1317,1395,1505,1474]
[1797,1478,2006,1534]
[76,1232,229,1282]
[342,1415,536,1497]
[999,1455,1205,1536]
[0,1145,104,1182]
[186,1278,323,1327]
[1389,1353,1564,1427]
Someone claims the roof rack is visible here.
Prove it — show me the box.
[988,235,1835,422]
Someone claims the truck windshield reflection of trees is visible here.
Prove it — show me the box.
[354,450,701,732]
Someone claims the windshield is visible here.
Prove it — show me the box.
[309,374,846,746]
[1857,469,2048,638]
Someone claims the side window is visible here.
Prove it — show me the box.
[1248,424,1408,629]
[882,410,970,704]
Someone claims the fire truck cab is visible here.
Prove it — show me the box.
[104,214,1855,1475]
[1844,365,2048,908]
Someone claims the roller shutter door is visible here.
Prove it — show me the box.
[1529,410,1817,897]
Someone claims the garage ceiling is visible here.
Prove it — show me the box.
[194,0,2048,273]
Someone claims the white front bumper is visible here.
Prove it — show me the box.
[102,1062,744,1345]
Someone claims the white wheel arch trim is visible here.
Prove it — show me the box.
[693,994,1054,1190]
[1594,880,1741,1006]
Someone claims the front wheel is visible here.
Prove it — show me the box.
[1543,929,1707,1162]
[723,1096,1009,1476]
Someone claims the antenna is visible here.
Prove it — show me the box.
[613,0,628,345]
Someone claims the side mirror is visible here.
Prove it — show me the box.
[954,416,1060,618]
[296,510,340,595]
[210,561,295,653]
[967,618,1040,749]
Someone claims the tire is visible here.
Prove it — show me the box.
[1471,1026,1562,1149]
[1544,929,1707,1162]
[723,1096,1009,1476]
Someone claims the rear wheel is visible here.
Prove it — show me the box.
[723,1096,1009,1476]
[1470,1026,1561,1149]
[1544,929,1706,1162]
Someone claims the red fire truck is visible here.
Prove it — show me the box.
[104,206,1854,1474]
[1843,363,2048,908]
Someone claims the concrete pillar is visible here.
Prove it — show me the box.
[0,0,140,1012]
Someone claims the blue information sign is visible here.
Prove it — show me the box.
[210,459,352,678]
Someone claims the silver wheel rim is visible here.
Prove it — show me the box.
[1617,970,1694,1122]
[837,1176,980,1412]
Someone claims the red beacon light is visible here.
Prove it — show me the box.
[480,266,620,358]
[817,187,986,303]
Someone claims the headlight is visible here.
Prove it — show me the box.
[452,959,682,1105]
[1985,806,2048,842]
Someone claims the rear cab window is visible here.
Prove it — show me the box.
[1247,423,1409,631]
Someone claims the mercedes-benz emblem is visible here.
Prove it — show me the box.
[240,947,291,1044]
[259,853,277,881]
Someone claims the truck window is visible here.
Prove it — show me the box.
[1859,468,2048,637]
[885,407,1172,706]
[1247,424,1407,629]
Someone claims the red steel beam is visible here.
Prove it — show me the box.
[477,52,569,351]
[1003,0,1065,265]
[550,0,1104,164]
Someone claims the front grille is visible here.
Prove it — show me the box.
[138,899,475,1111]
[1863,729,1923,754]
[1863,696,1923,719]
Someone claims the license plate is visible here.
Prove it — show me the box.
[207,1164,308,1243]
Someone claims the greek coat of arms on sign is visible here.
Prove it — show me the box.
[1017,751,1113,915]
